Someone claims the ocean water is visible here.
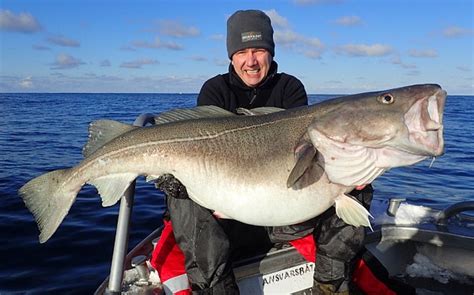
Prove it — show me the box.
[0,92,472,294]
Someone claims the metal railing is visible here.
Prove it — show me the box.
[105,113,156,294]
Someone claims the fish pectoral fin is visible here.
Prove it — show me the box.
[334,194,373,230]
[83,120,137,158]
[287,140,323,189]
[88,173,138,207]
[236,107,284,116]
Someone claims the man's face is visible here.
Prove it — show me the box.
[231,48,273,87]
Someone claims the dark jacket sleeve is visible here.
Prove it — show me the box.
[281,74,308,108]
[197,75,226,108]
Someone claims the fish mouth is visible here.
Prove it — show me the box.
[404,87,446,156]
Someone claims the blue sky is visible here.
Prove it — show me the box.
[1,0,473,94]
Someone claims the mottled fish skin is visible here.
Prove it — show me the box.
[19,84,446,243]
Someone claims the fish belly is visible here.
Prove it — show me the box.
[173,160,339,226]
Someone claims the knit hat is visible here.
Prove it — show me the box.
[226,10,275,59]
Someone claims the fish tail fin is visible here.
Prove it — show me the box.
[19,168,78,243]
[334,194,373,230]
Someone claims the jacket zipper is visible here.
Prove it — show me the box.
[249,88,257,105]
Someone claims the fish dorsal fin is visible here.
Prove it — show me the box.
[154,105,235,125]
[83,120,137,158]
[334,194,373,230]
[88,173,138,207]
[287,138,324,189]
[236,107,284,116]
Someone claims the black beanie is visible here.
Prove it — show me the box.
[226,10,275,59]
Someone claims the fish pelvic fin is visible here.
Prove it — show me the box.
[18,168,78,243]
[88,173,138,206]
[83,120,137,158]
[334,194,373,230]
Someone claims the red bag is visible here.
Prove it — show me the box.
[150,220,190,295]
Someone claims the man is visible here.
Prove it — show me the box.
[196,10,306,110]
[157,10,373,294]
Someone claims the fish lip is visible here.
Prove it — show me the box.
[404,87,446,156]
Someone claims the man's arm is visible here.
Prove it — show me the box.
[197,76,226,107]
[282,75,308,109]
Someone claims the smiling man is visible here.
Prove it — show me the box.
[157,9,378,295]
[161,9,309,294]
[197,9,307,111]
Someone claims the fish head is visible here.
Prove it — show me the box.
[308,84,446,186]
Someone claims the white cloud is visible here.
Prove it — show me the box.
[274,29,325,59]
[0,9,42,33]
[303,49,324,59]
[132,37,183,50]
[158,20,200,37]
[259,10,325,59]
[304,37,324,48]
[333,16,363,26]
[301,38,325,58]
[442,25,474,38]
[264,9,290,28]
[47,35,80,47]
[408,49,438,58]
[390,56,417,69]
[19,76,33,88]
[274,30,300,45]
[81,73,122,81]
[120,58,159,69]
[337,43,393,57]
[51,54,85,69]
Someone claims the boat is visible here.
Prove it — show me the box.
[95,114,474,295]
[94,199,474,294]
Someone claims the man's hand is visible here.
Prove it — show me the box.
[155,174,189,199]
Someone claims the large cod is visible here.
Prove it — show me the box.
[19,84,446,243]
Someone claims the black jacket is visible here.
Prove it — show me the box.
[197,61,308,111]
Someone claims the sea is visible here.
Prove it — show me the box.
[0,92,472,294]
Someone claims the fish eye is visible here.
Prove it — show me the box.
[378,93,394,104]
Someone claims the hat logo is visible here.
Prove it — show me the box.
[241,31,262,43]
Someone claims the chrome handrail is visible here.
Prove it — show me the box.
[106,113,156,294]
[436,201,474,226]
